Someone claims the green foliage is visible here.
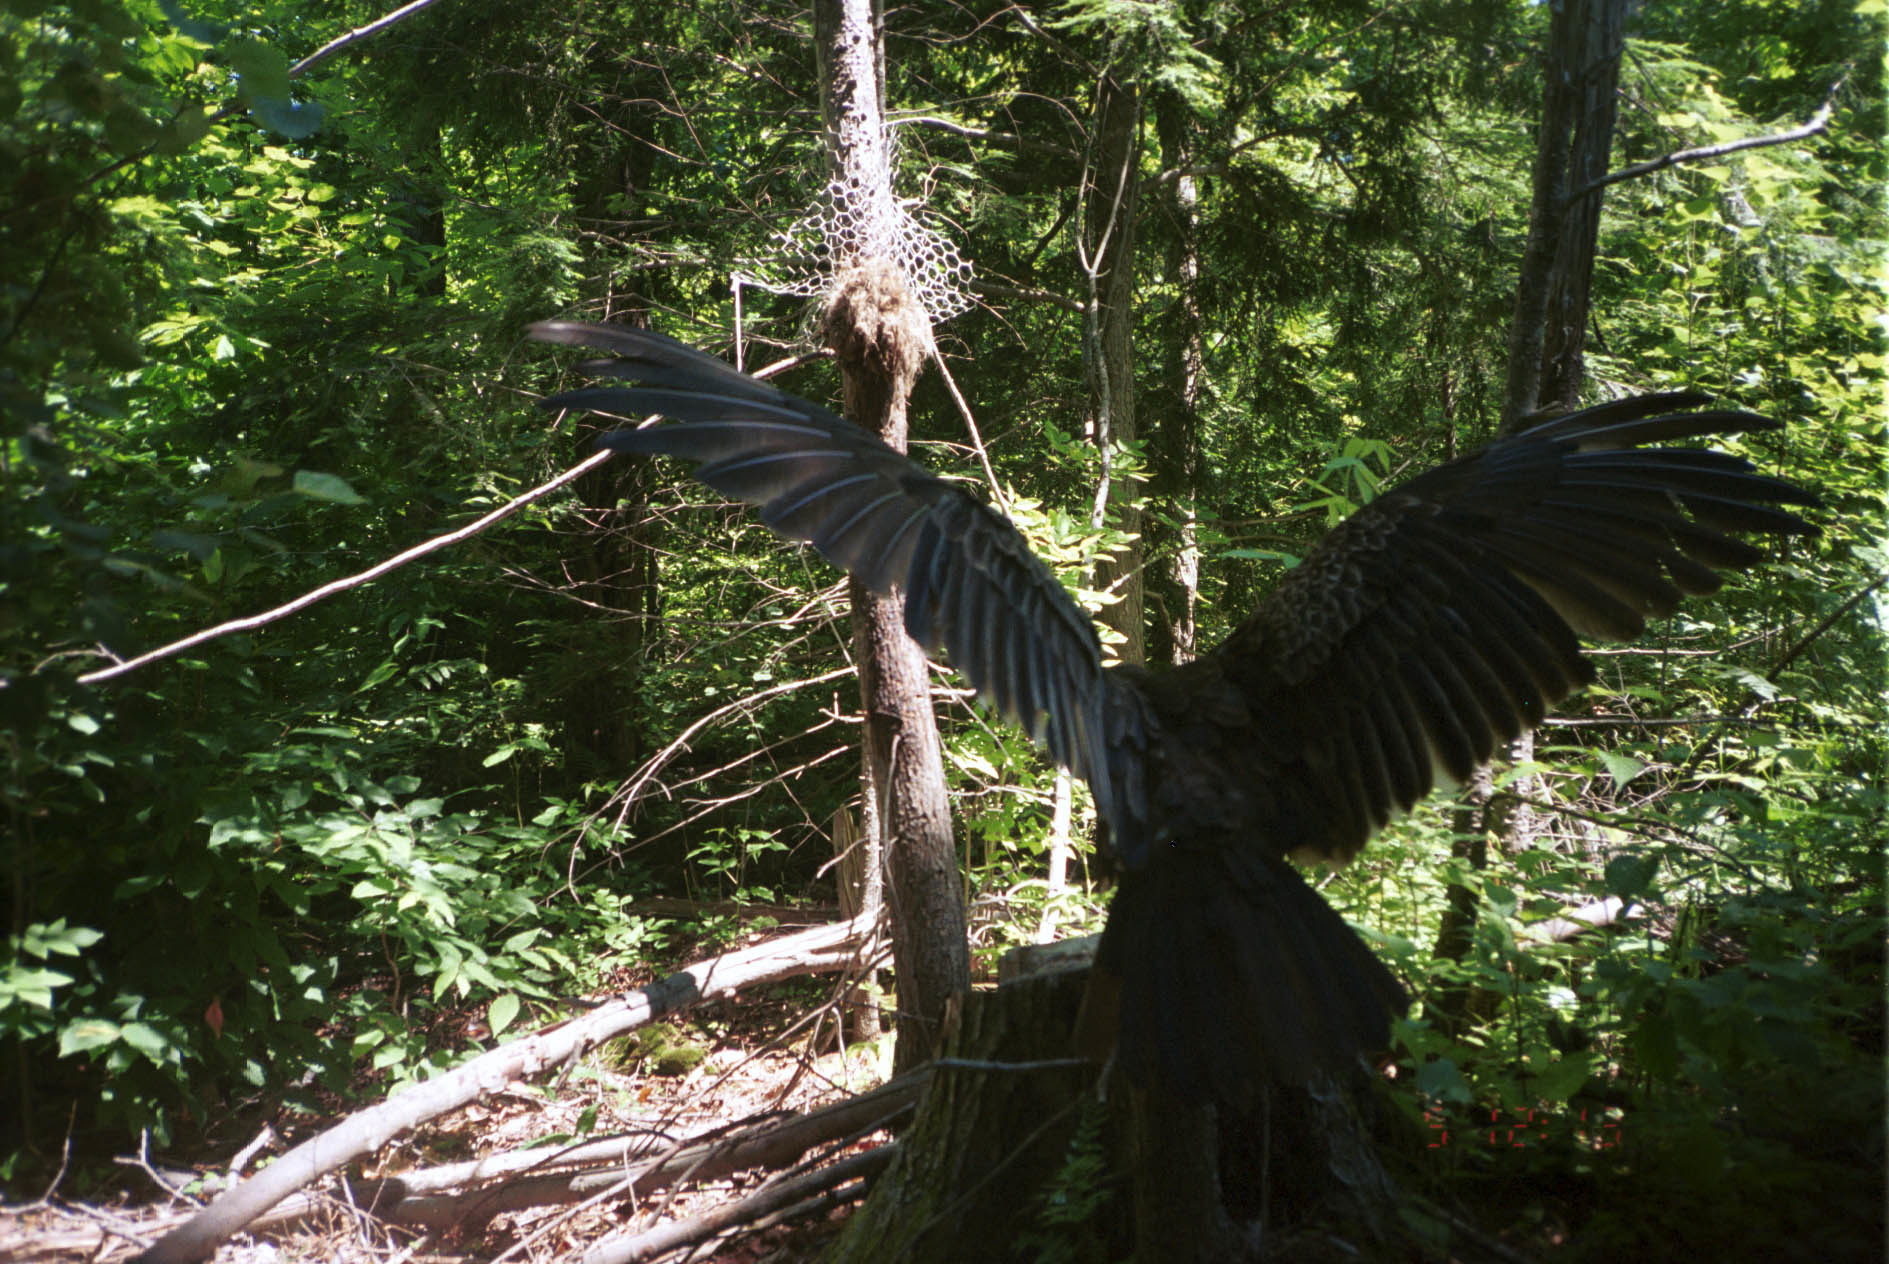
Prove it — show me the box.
[1016,1094,1117,1264]
[1,10,1880,1257]
[1052,0,1222,110]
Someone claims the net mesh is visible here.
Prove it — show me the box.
[744,138,974,325]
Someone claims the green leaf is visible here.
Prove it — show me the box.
[488,993,521,1036]
[1596,750,1646,786]
[159,104,215,154]
[291,470,367,505]
[3,967,74,1010]
[119,1022,172,1061]
[1605,853,1659,899]
[1414,1057,1472,1105]
[224,37,291,101]
[1634,1010,1680,1078]
[356,659,399,692]
[59,1020,122,1055]
[1529,1050,1593,1102]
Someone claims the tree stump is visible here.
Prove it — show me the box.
[825,954,1412,1263]
[823,965,1128,1262]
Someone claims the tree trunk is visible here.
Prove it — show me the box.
[814,0,969,1074]
[1082,72,1145,666]
[1539,0,1626,412]
[1444,0,1629,980]
[1151,93,1204,667]
[830,804,881,1042]
[1501,0,1628,428]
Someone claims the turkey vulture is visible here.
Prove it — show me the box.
[532,320,1817,1103]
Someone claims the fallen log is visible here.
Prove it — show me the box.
[132,912,885,1264]
[340,1067,924,1232]
[1521,896,1641,944]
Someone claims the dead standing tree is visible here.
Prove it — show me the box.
[810,0,969,1074]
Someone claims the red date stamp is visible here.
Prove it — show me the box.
[1425,1105,1622,1150]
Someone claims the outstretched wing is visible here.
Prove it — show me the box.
[1102,395,1817,1100]
[1211,393,1819,866]
[530,321,1119,811]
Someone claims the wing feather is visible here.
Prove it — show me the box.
[1211,395,1816,866]
[532,321,1124,821]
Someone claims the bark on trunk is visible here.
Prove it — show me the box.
[1448,0,1628,980]
[1502,0,1627,429]
[1539,0,1626,411]
[823,968,1110,1263]
[1151,94,1204,667]
[814,0,969,1074]
[831,804,882,1042]
[825,956,1407,1263]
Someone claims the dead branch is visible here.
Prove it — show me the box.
[1765,571,1886,686]
[931,351,1009,514]
[131,913,885,1264]
[610,666,855,824]
[609,739,854,852]
[425,1065,914,1198]
[1541,714,1781,728]
[288,0,447,80]
[76,448,616,686]
[967,279,1083,314]
[1566,74,1845,202]
[69,336,843,689]
[580,1144,896,1264]
[353,1068,922,1234]
[29,1068,919,1258]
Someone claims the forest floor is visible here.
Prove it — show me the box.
[1,935,900,1263]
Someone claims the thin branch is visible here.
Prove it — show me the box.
[288,0,443,78]
[70,333,835,685]
[75,449,616,685]
[887,114,990,138]
[613,740,853,853]
[931,351,1008,514]
[968,279,1083,314]
[579,1145,895,1264]
[610,667,856,823]
[1540,714,1781,729]
[0,212,86,351]
[1567,74,1846,203]
[43,0,450,215]
[1765,570,1886,685]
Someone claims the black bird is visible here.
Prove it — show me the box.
[532,320,1817,1103]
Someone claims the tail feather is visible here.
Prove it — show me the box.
[1098,846,1406,1103]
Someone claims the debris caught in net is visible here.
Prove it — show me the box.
[743,139,974,326]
